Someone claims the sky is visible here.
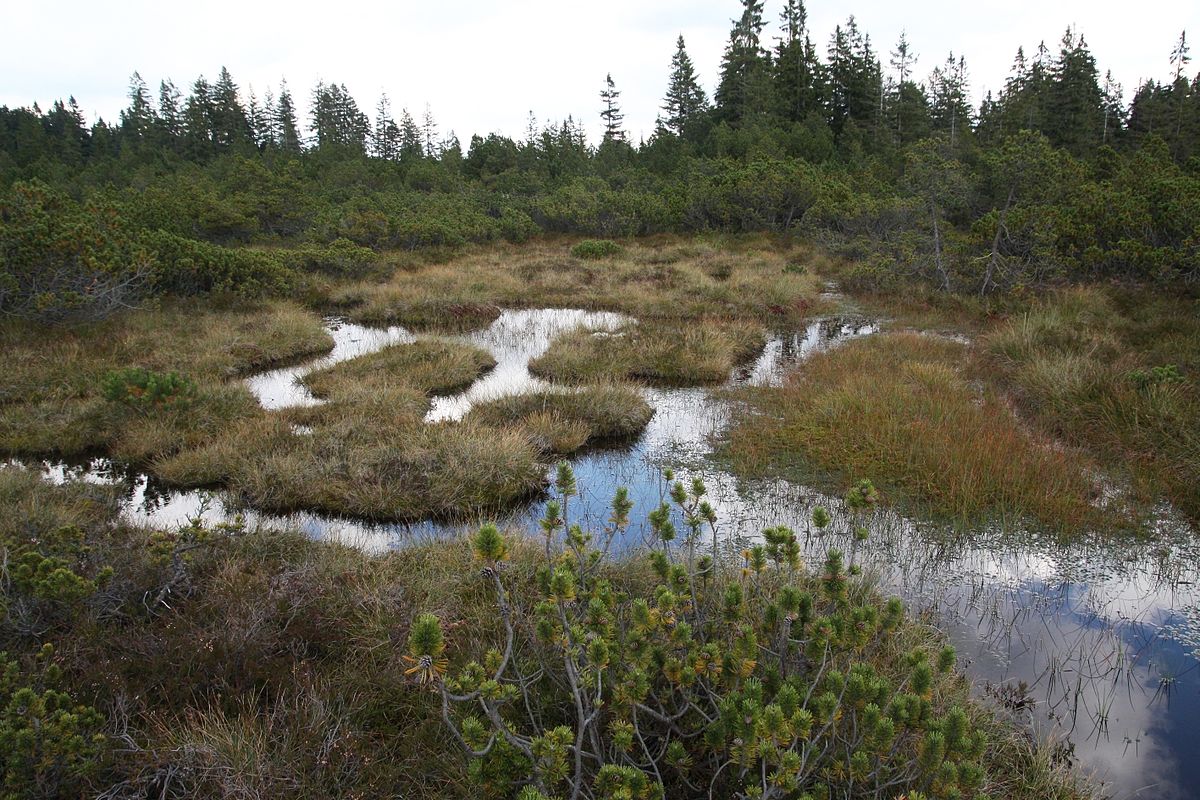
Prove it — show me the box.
[3,0,1197,146]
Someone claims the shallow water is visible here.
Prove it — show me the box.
[12,309,1199,799]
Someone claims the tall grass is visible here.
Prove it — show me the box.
[983,287,1200,520]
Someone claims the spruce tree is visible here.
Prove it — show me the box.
[156,79,183,150]
[772,0,821,123]
[210,67,250,151]
[120,72,154,146]
[399,108,423,159]
[929,52,972,146]
[275,80,302,154]
[1045,29,1103,155]
[715,0,771,126]
[662,36,708,136]
[888,31,929,142]
[422,104,439,157]
[373,94,399,160]
[182,75,215,160]
[600,73,625,141]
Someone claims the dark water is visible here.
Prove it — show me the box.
[12,309,1199,799]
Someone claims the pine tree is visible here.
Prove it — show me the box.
[600,73,625,141]
[662,35,708,136]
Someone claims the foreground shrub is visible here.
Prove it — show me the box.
[0,645,106,799]
[570,239,623,259]
[101,367,197,410]
[414,465,988,799]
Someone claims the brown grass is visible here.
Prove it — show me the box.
[467,384,653,453]
[323,236,829,326]
[726,332,1102,531]
[530,318,766,385]
[982,287,1200,520]
[0,301,332,458]
[301,339,496,399]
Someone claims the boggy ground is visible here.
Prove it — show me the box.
[0,301,333,458]
[0,468,1092,799]
[723,333,1105,533]
[2,236,824,523]
[724,281,1200,533]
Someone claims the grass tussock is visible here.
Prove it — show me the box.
[301,339,496,399]
[0,471,1092,800]
[983,286,1200,520]
[726,332,1100,532]
[228,419,544,521]
[467,384,653,453]
[324,236,828,326]
[530,318,766,385]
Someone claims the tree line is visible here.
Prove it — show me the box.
[1,0,1198,320]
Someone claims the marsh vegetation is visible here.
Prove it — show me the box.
[2,236,1197,799]
[3,2,1199,790]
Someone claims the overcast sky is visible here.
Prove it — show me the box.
[4,0,1197,145]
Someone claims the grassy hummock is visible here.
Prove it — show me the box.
[467,384,653,453]
[530,318,766,386]
[301,339,496,399]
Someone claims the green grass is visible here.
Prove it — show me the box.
[530,318,766,385]
[725,332,1102,532]
[467,384,653,453]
